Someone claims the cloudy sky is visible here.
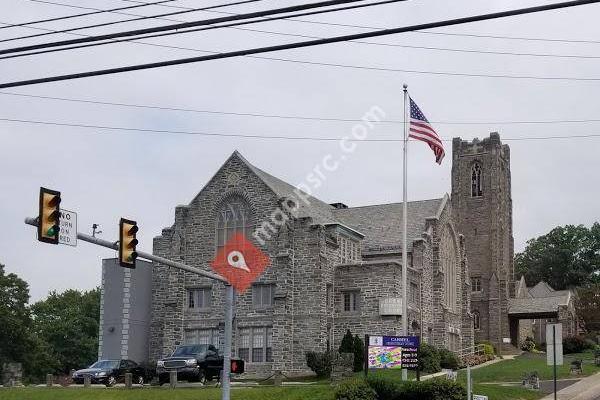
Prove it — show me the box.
[1,0,598,302]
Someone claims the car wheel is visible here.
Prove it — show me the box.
[106,376,117,387]
[137,375,144,385]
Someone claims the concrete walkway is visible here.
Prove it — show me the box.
[419,355,516,381]
[540,373,600,400]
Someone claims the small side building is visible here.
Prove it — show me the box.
[510,277,578,346]
[97,258,153,363]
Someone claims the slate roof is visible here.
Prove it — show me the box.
[235,152,338,225]
[508,296,568,315]
[236,151,445,251]
[508,280,571,315]
[332,199,445,250]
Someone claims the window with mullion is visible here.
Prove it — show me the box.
[253,284,274,309]
[215,198,254,254]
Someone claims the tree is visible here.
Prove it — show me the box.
[339,329,355,354]
[515,223,600,290]
[352,335,365,372]
[576,283,600,332]
[0,264,32,370]
[30,288,100,374]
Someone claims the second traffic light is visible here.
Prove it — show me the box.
[119,218,138,268]
[38,187,61,244]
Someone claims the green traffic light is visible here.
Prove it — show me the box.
[47,227,55,236]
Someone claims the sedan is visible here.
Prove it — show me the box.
[72,359,146,386]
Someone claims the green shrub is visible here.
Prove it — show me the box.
[353,335,365,372]
[477,340,497,355]
[366,375,466,400]
[438,347,460,370]
[335,378,377,400]
[563,335,592,354]
[366,374,403,400]
[305,351,332,378]
[521,336,536,352]
[479,343,495,356]
[418,343,441,373]
[423,378,467,400]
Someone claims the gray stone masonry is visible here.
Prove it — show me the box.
[148,149,480,376]
[452,132,514,352]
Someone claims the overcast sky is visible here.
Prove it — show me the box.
[1,0,598,302]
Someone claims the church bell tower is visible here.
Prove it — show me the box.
[451,132,514,352]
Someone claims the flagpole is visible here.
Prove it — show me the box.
[402,83,408,382]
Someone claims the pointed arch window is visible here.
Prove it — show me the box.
[471,163,483,197]
[215,196,254,253]
[473,310,481,331]
[440,226,458,312]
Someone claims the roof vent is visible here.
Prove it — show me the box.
[330,202,348,209]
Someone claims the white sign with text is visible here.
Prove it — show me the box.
[58,209,77,246]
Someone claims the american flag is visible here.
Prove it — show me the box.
[409,97,445,164]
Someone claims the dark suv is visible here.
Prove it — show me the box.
[157,344,224,385]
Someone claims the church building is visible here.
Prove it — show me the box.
[144,132,516,375]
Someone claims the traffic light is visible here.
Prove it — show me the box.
[38,187,61,244]
[230,359,245,374]
[119,218,138,268]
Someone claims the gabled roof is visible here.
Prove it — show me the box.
[528,281,555,298]
[223,151,446,251]
[234,151,338,225]
[508,280,572,316]
[332,198,445,251]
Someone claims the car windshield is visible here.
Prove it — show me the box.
[89,360,119,369]
[172,345,209,356]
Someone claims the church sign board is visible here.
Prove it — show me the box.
[365,335,419,372]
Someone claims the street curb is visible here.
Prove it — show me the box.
[540,373,600,400]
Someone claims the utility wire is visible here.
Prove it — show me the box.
[1,0,265,44]
[1,115,599,141]
[19,1,600,61]
[2,90,599,126]
[0,0,181,30]
[119,0,600,45]
[0,0,406,60]
[1,0,599,88]
[0,0,371,56]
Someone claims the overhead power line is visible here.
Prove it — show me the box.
[3,90,600,126]
[119,0,600,45]
[0,0,371,56]
[1,0,265,44]
[0,0,181,30]
[1,115,599,142]
[20,1,600,61]
[1,0,406,61]
[1,0,599,89]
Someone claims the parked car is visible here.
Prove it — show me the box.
[157,344,227,385]
[72,359,147,386]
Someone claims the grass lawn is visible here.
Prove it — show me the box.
[459,350,600,383]
[0,386,334,400]
[472,384,544,400]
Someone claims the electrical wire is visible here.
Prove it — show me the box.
[2,90,599,126]
[19,1,600,61]
[0,0,407,61]
[0,0,181,30]
[1,0,600,89]
[0,0,265,44]
[118,0,600,45]
[1,115,599,141]
[0,0,372,56]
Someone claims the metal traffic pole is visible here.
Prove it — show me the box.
[25,217,234,400]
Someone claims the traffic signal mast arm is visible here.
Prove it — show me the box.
[24,216,228,283]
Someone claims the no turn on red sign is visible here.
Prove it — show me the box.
[58,209,77,247]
